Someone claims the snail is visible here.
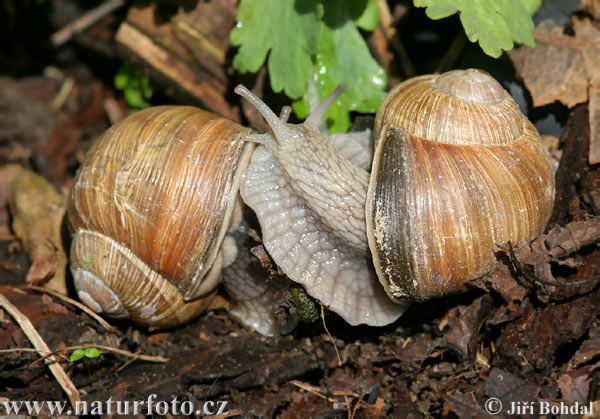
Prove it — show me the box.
[67,68,555,333]
[66,101,371,332]
[235,68,555,324]
[67,106,254,328]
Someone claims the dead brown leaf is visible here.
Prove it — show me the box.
[568,323,600,370]
[41,294,68,314]
[0,165,24,240]
[438,295,495,361]
[483,262,528,303]
[545,217,600,258]
[557,371,590,404]
[484,367,540,408]
[8,170,67,294]
[509,18,600,163]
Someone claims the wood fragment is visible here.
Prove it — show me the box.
[0,293,81,408]
[376,0,415,79]
[52,0,126,47]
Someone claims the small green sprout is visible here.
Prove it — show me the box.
[69,347,101,362]
[114,62,154,111]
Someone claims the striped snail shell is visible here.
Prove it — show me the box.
[67,106,253,328]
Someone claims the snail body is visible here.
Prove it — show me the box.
[236,69,555,321]
[68,106,253,327]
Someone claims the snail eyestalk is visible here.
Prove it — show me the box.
[304,84,346,131]
[234,85,293,145]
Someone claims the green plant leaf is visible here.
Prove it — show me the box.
[231,0,323,98]
[84,347,101,358]
[354,0,380,31]
[293,0,386,133]
[414,0,538,58]
[114,63,154,110]
[69,348,85,362]
[114,72,129,90]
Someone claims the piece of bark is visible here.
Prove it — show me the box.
[550,104,590,226]
[115,1,239,121]
[8,170,67,294]
[496,251,600,371]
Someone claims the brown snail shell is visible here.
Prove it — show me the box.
[367,69,555,301]
[67,106,253,327]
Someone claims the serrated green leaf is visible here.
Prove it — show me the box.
[231,0,322,98]
[354,0,380,31]
[522,0,542,15]
[294,0,386,133]
[70,348,85,362]
[84,347,101,358]
[414,0,538,57]
[499,0,536,47]
[414,0,458,19]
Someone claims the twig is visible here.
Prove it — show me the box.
[0,344,167,364]
[377,0,416,79]
[436,30,467,74]
[50,77,75,111]
[0,293,81,408]
[350,392,367,419]
[321,303,342,367]
[290,380,338,402]
[51,0,126,47]
[26,285,123,336]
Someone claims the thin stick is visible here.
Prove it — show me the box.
[377,0,416,79]
[49,77,75,111]
[436,30,467,74]
[0,344,167,364]
[27,285,123,336]
[0,293,81,408]
[350,392,367,419]
[290,380,338,402]
[51,0,126,47]
[321,303,342,366]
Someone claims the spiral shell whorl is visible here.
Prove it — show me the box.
[67,106,251,327]
[368,69,555,302]
[434,69,505,105]
[374,69,524,146]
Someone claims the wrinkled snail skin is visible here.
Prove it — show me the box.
[367,70,555,301]
[237,68,555,321]
[235,86,409,327]
[67,106,253,328]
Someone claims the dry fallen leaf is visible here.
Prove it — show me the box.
[0,164,24,240]
[509,18,600,163]
[557,371,590,405]
[8,170,67,294]
[545,217,600,258]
